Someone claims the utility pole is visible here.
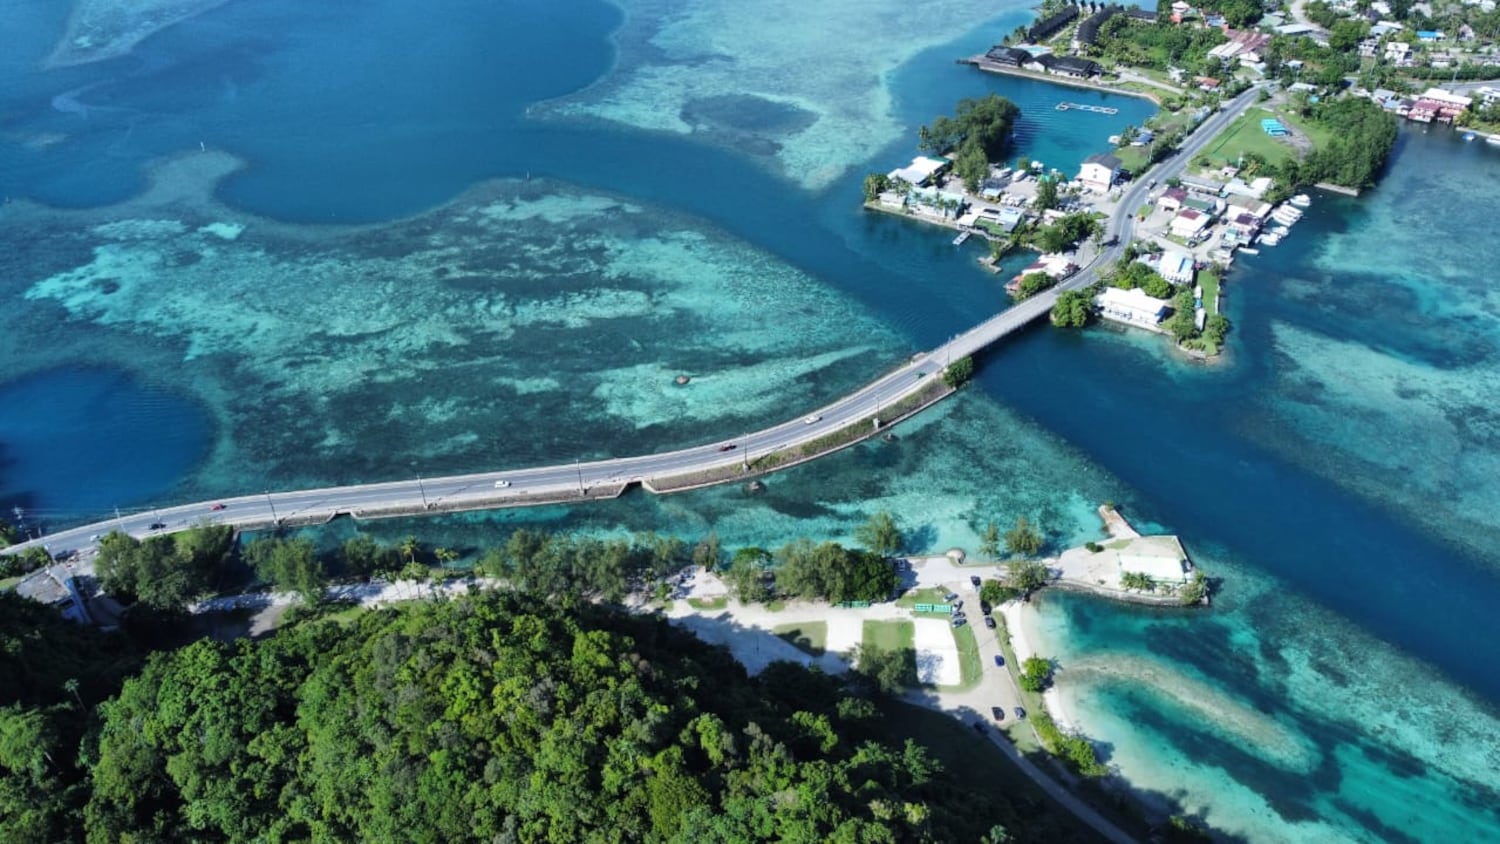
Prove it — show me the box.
[417,474,429,509]
[575,459,585,496]
[264,490,278,525]
[115,506,123,531]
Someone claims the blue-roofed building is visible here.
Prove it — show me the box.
[1417,29,1443,41]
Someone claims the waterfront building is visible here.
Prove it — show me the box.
[1077,153,1121,193]
[1158,250,1196,284]
[1095,286,1171,330]
[1074,6,1123,49]
[984,46,1031,67]
[887,155,950,187]
[1116,539,1190,584]
[1170,208,1211,240]
[1027,6,1079,42]
[1006,253,1078,293]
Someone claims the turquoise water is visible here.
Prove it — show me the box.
[2,0,1499,840]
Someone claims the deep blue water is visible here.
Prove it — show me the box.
[2,0,1498,838]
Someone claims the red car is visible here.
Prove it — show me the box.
[210,503,227,511]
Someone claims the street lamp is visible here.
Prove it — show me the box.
[417,474,429,509]
[264,490,278,525]
[575,459,585,496]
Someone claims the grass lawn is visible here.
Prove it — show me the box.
[939,623,985,693]
[862,618,915,652]
[765,599,787,612]
[773,621,828,656]
[1199,270,1221,316]
[687,596,729,611]
[895,586,950,610]
[1112,144,1148,173]
[0,575,20,592]
[874,700,1105,842]
[991,612,1045,753]
[1199,107,1298,168]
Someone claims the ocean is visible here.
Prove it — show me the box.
[2,0,1498,840]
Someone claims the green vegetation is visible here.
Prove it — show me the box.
[95,525,235,612]
[1199,108,1298,169]
[977,521,1001,560]
[1031,212,1100,254]
[1018,656,1054,693]
[1032,710,1109,777]
[1282,97,1398,190]
[1120,571,1156,592]
[774,622,828,656]
[862,171,891,202]
[896,587,952,610]
[1033,175,1060,211]
[0,546,52,580]
[1180,569,1211,605]
[473,528,690,601]
[981,579,1021,607]
[687,595,729,611]
[1007,560,1052,597]
[1050,289,1095,328]
[854,510,904,557]
[1013,271,1056,301]
[69,592,1056,842]
[947,623,984,691]
[772,539,898,604]
[1166,286,1198,343]
[244,536,328,604]
[943,355,976,388]
[1088,17,1227,73]
[724,546,775,603]
[1004,516,1044,557]
[917,94,1022,191]
[0,518,17,547]
[856,620,917,693]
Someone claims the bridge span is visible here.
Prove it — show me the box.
[3,86,1262,561]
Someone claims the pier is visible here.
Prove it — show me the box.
[1055,101,1118,115]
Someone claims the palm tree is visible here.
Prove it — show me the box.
[398,535,420,565]
[433,546,458,565]
[63,678,81,707]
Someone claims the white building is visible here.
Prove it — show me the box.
[1158,250,1195,284]
[1096,286,1171,330]
[1076,153,1121,193]
[1169,208,1212,240]
[1117,550,1188,583]
[887,155,950,187]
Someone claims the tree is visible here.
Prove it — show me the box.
[1120,571,1155,592]
[854,644,917,693]
[94,525,231,611]
[943,356,975,388]
[725,552,773,604]
[397,535,421,565]
[854,511,903,558]
[1018,657,1053,693]
[954,139,990,193]
[1141,274,1173,299]
[692,532,722,571]
[862,172,891,203]
[980,579,1020,607]
[1003,517,1044,557]
[244,537,327,605]
[917,94,1022,160]
[1008,560,1051,595]
[1050,289,1094,328]
[1014,271,1055,301]
[433,546,459,565]
[1033,175,1059,211]
[1167,287,1198,342]
[977,522,1001,560]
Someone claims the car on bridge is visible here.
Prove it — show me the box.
[210,503,226,511]
[803,414,820,424]
[493,480,511,488]
[149,522,167,531]
[717,444,736,452]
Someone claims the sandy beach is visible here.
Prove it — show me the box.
[1001,600,1081,734]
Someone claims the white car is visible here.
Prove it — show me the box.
[493,480,511,488]
[803,414,821,424]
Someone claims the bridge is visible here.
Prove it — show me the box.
[3,86,1262,562]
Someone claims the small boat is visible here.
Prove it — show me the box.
[1463,132,1477,142]
[1488,136,1500,146]
[1257,232,1282,246]
[1289,194,1312,208]
[1239,247,1260,255]
[953,230,972,246]
[1273,204,1303,218]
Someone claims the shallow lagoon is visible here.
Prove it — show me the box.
[2,0,1499,841]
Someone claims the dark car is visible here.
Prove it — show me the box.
[149,522,167,530]
[969,575,982,588]
[991,706,1005,721]
[717,444,736,452]
[984,616,997,629]
[951,616,967,628]
[993,654,1005,667]
[942,591,958,602]
[1014,706,1027,720]
[210,503,226,511]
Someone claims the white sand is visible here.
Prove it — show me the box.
[1001,600,1080,733]
[824,614,864,654]
[912,617,961,686]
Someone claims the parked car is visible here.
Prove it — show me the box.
[951,616,967,628]
[1014,706,1027,720]
[991,706,1005,721]
[984,616,997,630]
[210,503,226,511]
[951,599,964,612]
[969,575,982,589]
[942,591,958,602]
[993,654,1005,667]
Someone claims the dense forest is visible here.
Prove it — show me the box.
[0,587,1085,843]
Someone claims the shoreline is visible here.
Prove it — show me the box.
[961,58,1164,106]
[999,600,1080,734]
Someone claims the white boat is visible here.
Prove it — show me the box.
[1272,210,1302,226]
[953,231,972,246]
[1273,204,1303,220]
[1257,232,1282,246]
[1239,247,1260,255]
[1488,136,1500,146]
[1289,194,1312,208]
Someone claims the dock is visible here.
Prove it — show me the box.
[1056,101,1118,115]
[953,230,972,246]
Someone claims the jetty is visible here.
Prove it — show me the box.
[1056,101,1118,115]
[952,230,972,246]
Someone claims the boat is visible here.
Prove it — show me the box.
[1257,232,1282,246]
[1273,204,1303,219]
[1289,194,1312,208]
[1239,247,1260,255]
[1464,132,1477,142]
[953,231,972,246]
[1488,136,1500,146]
[1272,209,1302,226]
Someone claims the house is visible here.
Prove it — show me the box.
[1385,41,1412,63]
[1196,76,1222,91]
[1039,55,1104,78]
[1224,212,1262,243]
[1408,87,1472,123]
[1028,6,1080,42]
[1006,253,1078,293]
[1476,86,1500,106]
[908,186,967,217]
[1207,29,1272,63]
[1181,196,1219,216]
[1416,29,1443,41]
[1370,21,1403,37]
[1179,175,1224,196]
[984,46,1032,67]
[1276,23,1317,35]
[1226,194,1273,220]
[1096,286,1171,330]
[1114,536,1190,583]
[887,155,950,187]
[1157,186,1188,214]
[1158,250,1195,284]
[15,569,93,625]
[1170,208,1211,240]
[1076,153,1121,193]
